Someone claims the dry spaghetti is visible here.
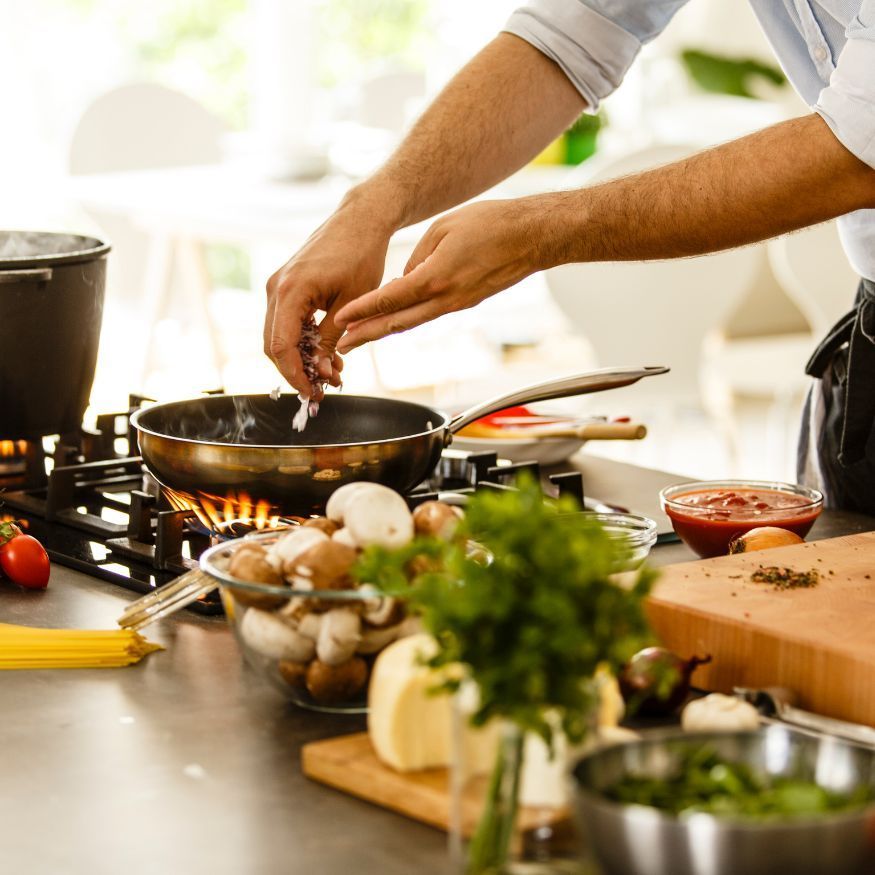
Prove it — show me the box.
[0,622,162,669]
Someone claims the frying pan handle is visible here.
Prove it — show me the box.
[0,267,53,284]
[447,366,669,438]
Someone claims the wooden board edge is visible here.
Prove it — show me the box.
[301,732,572,837]
[302,733,452,831]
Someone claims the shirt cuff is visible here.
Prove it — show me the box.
[503,1,641,111]
[815,37,875,169]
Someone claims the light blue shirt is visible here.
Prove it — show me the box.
[504,0,875,280]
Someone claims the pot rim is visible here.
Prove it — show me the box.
[0,230,110,268]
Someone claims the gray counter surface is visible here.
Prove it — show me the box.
[1,455,872,875]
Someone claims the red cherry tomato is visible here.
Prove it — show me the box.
[0,533,50,589]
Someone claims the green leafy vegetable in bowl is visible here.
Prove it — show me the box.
[606,745,874,819]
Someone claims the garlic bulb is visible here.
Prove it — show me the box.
[681,693,760,732]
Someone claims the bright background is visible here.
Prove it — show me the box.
[0,0,851,481]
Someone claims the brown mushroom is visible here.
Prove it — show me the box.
[303,516,340,536]
[228,546,287,609]
[288,539,357,590]
[278,660,308,691]
[412,501,462,540]
[306,657,368,703]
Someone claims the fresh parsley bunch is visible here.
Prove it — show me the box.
[355,474,655,749]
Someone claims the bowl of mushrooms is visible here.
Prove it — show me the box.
[198,482,462,713]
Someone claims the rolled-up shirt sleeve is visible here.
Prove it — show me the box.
[503,0,687,111]
[815,2,875,169]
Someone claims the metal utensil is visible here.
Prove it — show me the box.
[735,687,875,749]
[131,366,668,512]
[459,421,647,440]
[572,726,875,875]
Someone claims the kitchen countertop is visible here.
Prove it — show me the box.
[2,455,873,875]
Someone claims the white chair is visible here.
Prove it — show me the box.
[542,144,764,470]
[700,221,859,477]
[69,82,228,384]
[767,220,859,338]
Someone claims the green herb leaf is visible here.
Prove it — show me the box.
[355,475,656,747]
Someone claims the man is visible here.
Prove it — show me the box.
[264,1,875,512]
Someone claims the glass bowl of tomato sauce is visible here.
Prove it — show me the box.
[659,480,823,558]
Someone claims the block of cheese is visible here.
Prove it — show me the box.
[368,633,498,773]
[368,634,453,772]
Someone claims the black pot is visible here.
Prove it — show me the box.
[0,231,110,439]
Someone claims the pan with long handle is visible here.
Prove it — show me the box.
[131,365,668,512]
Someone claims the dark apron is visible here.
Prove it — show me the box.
[798,277,875,512]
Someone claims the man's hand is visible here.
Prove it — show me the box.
[334,198,554,353]
[264,201,393,398]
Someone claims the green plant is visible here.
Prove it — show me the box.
[355,476,656,873]
[681,49,786,100]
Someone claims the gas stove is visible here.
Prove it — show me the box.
[0,396,616,615]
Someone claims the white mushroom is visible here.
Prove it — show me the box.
[331,527,358,549]
[297,612,324,640]
[361,594,404,628]
[267,526,328,572]
[343,488,414,550]
[356,623,404,654]
[681,694,760,732]
[240,608,316,662]
[316,608,362,665]
[325,482,384,524]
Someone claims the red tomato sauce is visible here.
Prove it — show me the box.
[664,488,820,558]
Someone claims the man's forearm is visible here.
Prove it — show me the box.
[342,33,585,234]
[541,113,875,267]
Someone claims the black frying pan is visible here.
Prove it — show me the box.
[131,367,668,512]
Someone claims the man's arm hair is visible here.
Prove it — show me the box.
[539,113,875,267]
[342,33,586,233]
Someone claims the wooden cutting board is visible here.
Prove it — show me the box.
[301,732,568,839]
[647,531,875,725]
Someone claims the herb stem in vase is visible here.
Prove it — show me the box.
[466,724,525,874]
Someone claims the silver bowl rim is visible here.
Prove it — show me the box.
[572,726,875,831]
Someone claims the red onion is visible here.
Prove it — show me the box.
[619,647,712,717]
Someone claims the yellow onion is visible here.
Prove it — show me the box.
[728,527,804,554]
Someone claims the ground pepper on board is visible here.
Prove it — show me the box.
[750,566,820,590]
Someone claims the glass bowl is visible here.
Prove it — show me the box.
[660,479,823,559]
[199,531,415,714]
[585,512,658,569]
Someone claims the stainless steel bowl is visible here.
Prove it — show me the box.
[572,727,875,875]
